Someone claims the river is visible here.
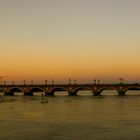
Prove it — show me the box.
[0,91,140,140]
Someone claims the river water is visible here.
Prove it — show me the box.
[0,91,140,140]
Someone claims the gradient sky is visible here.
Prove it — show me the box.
[0,0,140,84]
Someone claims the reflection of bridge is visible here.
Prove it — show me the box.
[0,83,140,96]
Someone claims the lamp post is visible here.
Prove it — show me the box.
[0,76,2,85]
[122,78,124,84]
[12,81,14,86]
[31,80,33,85]
[23,79,26,85]
[98,80,100,85]
[52,80,54,86]
[119,77,122,84]
[119,77,124,84]
[4,80,6,86]
[68,78,71,85]
[45,80,48,86]
[74,79,76,85]
[94,79,96,85]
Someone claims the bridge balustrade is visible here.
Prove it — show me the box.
[0,83,139,96]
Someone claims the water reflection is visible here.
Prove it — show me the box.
[0,92,140,139]
[77,90,93,96]
[54,91,69,96]
[100,90,119,96]
[33,92,45,96]
[125,90,140,95]
[40,96,48,104]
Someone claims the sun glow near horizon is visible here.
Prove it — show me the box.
[0,0,140,83]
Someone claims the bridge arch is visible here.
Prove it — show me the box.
[0,89,4,95]
[98,86,119,95]
[73,87,93,96]
[25,87,45,96]
[0,89,4,92]
[124,86,140,95]
[50,87,69,96]
[5,87,24,96]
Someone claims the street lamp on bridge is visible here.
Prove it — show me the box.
[74,79,77,85]
[12,81,15,86]
[4,80,6,86]
[52,80,54,85]
[94,79,96,85]
[0,75,8,85]
[23,79,26,85]
[68,78,71,85]
[31,80,33,85]
[45,80,48,86]
[119,77,124,84]
[122,78,124,84]
[97,80,100,85]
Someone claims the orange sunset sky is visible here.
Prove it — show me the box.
[0,0,140,84]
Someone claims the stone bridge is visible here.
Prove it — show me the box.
[0,83,140,96]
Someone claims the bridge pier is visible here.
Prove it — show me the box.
[93,91,100,96]
[4,92,14,96]
[68,92,77,96]
[45,92,54,96]
[118,91,125,96]
[23,92,27,96]
[24,92,33,96]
